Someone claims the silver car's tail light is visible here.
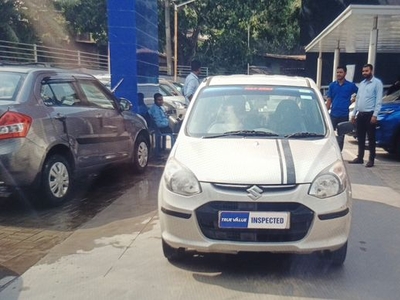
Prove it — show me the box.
[0,111,32,140]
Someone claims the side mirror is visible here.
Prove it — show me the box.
[337,121,354,136]
[119,98,132,111]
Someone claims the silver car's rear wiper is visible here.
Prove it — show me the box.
[204,130,279,139]
[285,132,325,139]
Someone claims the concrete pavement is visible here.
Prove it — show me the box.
[342,138,400,207]
[0,139,399,299]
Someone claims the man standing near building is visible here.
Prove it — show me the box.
[326,66,358,151]
[349,63,383,168]
[183,60,201,104]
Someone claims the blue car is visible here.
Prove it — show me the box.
[376,90,400,157]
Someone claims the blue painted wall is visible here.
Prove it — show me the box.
[107,0,158,112]
[136,0,159,85]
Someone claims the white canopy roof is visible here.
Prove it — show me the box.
[305,4,400,54]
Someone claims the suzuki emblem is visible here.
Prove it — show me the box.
[247,185,263,200]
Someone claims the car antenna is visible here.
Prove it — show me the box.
[111,78,124,94]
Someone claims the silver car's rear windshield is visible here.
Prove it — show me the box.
[186,85,326,138]
[0,72,24,101]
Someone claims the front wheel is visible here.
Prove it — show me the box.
[132,135,149,173]
[39,154,72,207]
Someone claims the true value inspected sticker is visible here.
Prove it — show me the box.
[218,211,290,229]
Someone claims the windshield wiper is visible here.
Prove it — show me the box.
[204,130,279,139]
[285,132,325,139]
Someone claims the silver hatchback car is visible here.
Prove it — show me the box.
[0,65,151,207]
[159,74,352,265]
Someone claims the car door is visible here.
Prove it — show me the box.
[76,79,132,163]
[41,76,109,168]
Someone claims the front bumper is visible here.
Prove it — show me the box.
[159,181,352,254]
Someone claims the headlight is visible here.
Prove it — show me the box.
[309,160,348,199]
[163,158,201,196]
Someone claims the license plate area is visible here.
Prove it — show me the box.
[218,211,290,229]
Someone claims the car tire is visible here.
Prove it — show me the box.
[40,154,72,207]
[323,242,347,266]
[132,135,149,173]
[162,239,185,261]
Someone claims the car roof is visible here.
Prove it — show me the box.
[0,64,95,79]
[204,74,314,88]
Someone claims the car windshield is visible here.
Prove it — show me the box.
[0,72,24,101]
[160,81,180,96]
[186,85,326,138]
[159,84,174,96]
[382,90,400,104]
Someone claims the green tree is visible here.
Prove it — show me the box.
[159,0,301,74]
[0,0,37,43]
[56,0,108,46]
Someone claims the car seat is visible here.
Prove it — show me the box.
[272,100,306,135]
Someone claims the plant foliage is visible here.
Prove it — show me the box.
[159,0,301,74]
[0,0,37,43]
[57,0,108,46]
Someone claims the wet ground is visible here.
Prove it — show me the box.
[0,154,166,282]
[1,138,399,289]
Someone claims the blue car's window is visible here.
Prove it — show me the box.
[186,85,326,138]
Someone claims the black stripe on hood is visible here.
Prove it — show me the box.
[276,140,284,184]
[281,139,296,184]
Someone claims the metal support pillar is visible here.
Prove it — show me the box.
[316,49,323,89]
[332,44,340,81]
[368,16,378,68]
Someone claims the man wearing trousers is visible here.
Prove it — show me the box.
[326,66,358,151]
[349,64,383,168]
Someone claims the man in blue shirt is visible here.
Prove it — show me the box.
[148,93,172,133]
[326,66,358,151]
[349,64,383,168]
[148,93,173,158]
[183,60,201,105]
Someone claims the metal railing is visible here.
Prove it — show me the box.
[159,65,209,79]
[0,39,210,78]
[0,40,109,70]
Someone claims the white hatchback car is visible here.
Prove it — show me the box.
[158,75,352,265]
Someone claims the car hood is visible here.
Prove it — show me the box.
[378,102,400,119]
[172,137,340,185]
[380,102,400,111]
[163,95,186,103]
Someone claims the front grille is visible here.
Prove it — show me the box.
[195,201,314,242]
